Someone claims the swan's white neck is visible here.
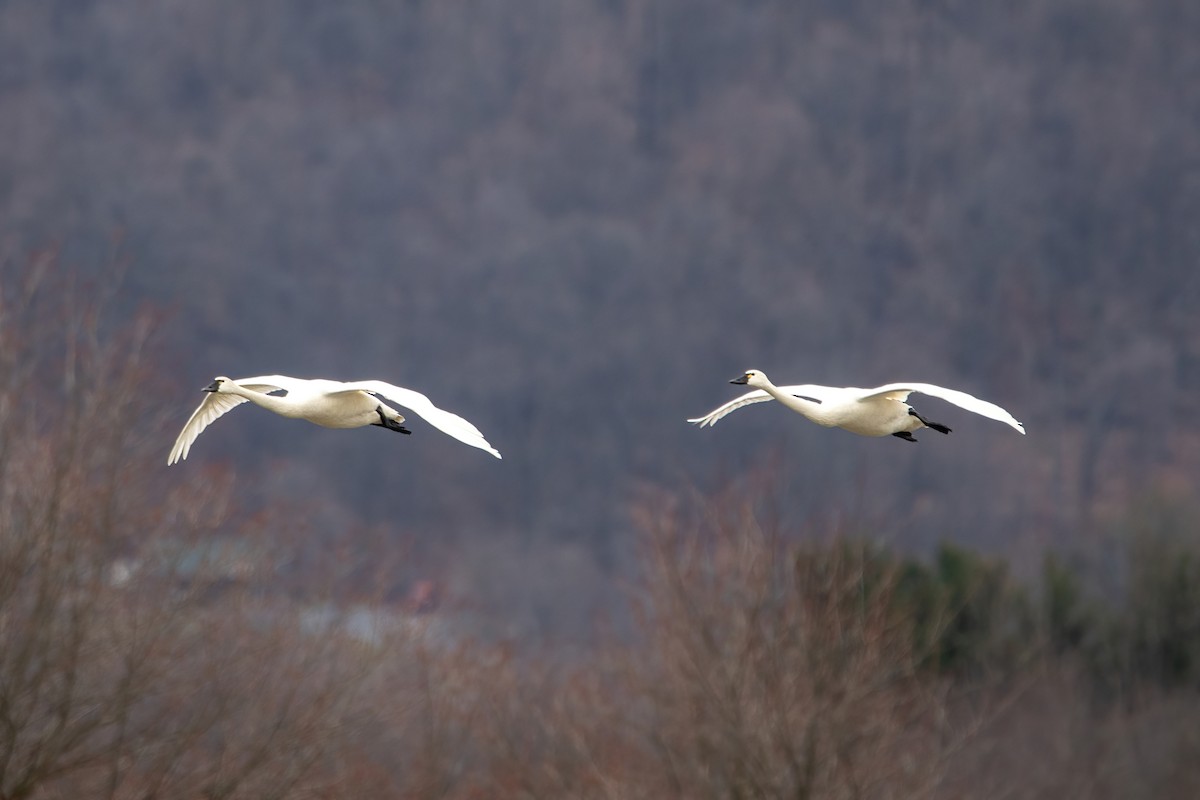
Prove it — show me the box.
[758,381,837,427]
[225,382,294,415]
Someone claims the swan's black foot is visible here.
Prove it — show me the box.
[374,406,412,434]
[908,408,951,434]
[893,431,919,442]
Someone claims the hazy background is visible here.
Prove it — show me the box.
[3,0,1198,639]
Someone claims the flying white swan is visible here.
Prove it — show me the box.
[168,375,501,465]
[688,370,1025,441]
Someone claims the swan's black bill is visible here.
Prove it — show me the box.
[730,375,750,385]
[203,379,223,392]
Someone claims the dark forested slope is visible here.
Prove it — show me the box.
[2,0,1198,628]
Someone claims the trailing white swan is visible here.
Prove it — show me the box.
[168,375,501,465]
[688,370,1025,441]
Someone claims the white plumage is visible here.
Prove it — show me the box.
[168,375,501,465]
[689,370,1024,441]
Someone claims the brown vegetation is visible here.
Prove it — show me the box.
[0,257,365,799]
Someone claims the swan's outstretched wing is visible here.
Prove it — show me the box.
[864,383,1026,434]
[167,376,296,465]
[687,385,835,428]
[343,380,502,459]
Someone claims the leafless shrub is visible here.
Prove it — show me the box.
[598,487,960,799]
[410,486,976,800]
[0,252,374,800]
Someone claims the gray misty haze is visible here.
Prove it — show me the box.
[3,0,1199,635]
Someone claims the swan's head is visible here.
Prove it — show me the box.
[203,377,231,393]
[731,369,767,388]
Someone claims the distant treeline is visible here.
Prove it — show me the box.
[3,1,1200,646]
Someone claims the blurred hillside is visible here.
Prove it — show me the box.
[2,0,1199,634]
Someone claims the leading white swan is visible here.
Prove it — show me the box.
[168,375,501,464]
[688,370,1025,441]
